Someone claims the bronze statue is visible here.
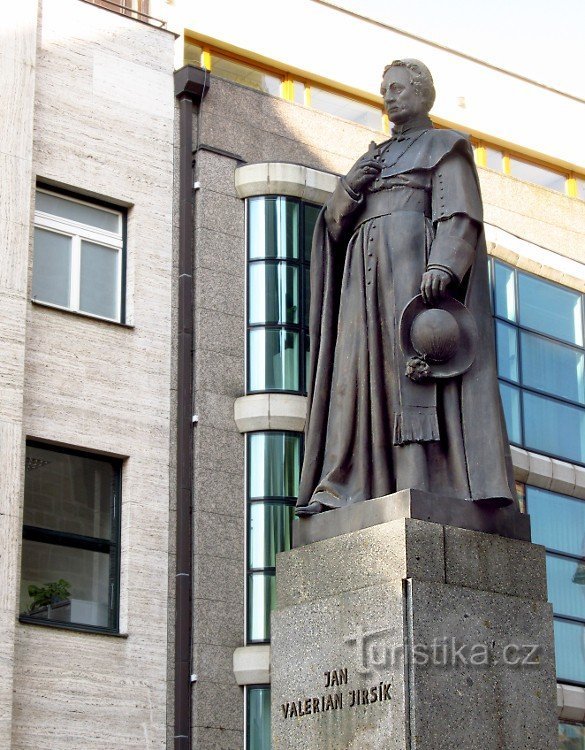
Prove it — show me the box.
[296,59,516,516]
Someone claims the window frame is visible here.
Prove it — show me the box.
[19,440,122,635]
[33,185,127,324]
[491,258,585,466]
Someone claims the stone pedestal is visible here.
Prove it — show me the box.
[272,491,558,750]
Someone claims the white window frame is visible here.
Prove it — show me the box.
[33,188,124,323]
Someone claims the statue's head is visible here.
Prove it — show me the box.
[380,59,436,124]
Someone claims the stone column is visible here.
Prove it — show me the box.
[272,490,558,750]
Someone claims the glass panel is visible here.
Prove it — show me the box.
[509,157,566,193]
[211,54,281,96]
[518,273,583,346]
[486,147,503,171]
[248,687,271,750]
[293,81,305,105]
[184,40,203,66]
[310,86,382,129]
[577,178,585,201]
[527,487,585,558]
[248,432,301,499]
[559,721,585,749]
[303,265,310,327]
[24,445,114,539]
[546,554,585,620]
[248,197,300,260]
[248,263,299,325]
[523,391,585,464]
[553,619,585,684]
[32,228,71,307]
[79,241,119,319]
[249,502,295,569]
[499,382,522,444]
[247,572,276,642]
[495,321,519,381]
[303,203,320,261]
[19,540,110,628]
[493,262,516,321]
[36,191,119,233]
[248,328,300,391]
[521,331,584,404]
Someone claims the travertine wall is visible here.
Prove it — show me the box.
[189,74,584,750]
[10,1,176,748]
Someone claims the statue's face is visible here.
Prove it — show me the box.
[382,66,426,125]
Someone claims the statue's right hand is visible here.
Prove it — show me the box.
[344,143,382,195]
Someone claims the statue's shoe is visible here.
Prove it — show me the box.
[296,501,325,517]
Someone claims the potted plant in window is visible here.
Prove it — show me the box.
[26,579,71,620]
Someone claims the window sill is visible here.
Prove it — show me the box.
[19,616,128,638]
[30,299,134,328]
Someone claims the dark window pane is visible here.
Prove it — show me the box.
[518,273,583,346]
[559,721,585,748]
[305,332,311,392]
[247,572,276,642]
[36,191,119,232]
[248,328,300,391]
[20,540,110,628]
[521,331,584,404]
[302,265,310,326]
[211,54,281,96]
[32,228,71,307]
[493,262,516,321]
[527,487,585,558]
[499,382,522,444]
[249,197,299,260]
[509,157,566,193]
[546,554,585,620]
[248,687,271,750]
[553,619,585,684]
[248,262,299,325]
[248,433,301,499]
[303,204,320,261]
[24,445,113,539]
[249,502,295,569]
[80,240,119,320]
[523,391,585,463]
[495,321,519,381]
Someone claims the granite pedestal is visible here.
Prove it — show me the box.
[271,490,558,750]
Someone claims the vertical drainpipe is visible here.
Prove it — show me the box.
[173,64,209,750]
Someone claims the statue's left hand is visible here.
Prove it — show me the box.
[420,269,451,305]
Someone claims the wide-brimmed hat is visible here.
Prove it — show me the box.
[399,295,478,380]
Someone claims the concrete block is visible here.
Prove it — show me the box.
[268,393,306,431]
[195,466,245,518]
[197,388,240,433]
[195,227,246,278]
[197,265,245,319]
[196,306,244,360]
[267,162,306,197]
[572,464,585,500]
[233,393,270,433]
[303,167,337,204]
[510,445,529,482]
[195,643,239,685]
[234,162,270,199]
[194,553,244,606]
[233,644,271,685]
[198,150,239,197]
[550,458,576,496]
[527,451,553,489]
[277,518,444,608]
[193,597,244,649]
[194,425,244,477]
[192,725,243,750]
[197,188,245,238]
[195,510,245,562]
[559,683,585,722]
[444,525,548,601]
[193,680,244,733]
[195,347,243,396]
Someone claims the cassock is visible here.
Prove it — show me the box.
[297,116,517,512]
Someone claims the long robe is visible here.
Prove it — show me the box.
[297,124,517,511]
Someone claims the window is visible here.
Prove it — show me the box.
[247,196,318,394]
[19,442,121,633]
[307,85,383,129]
[33,187,125,322]
[559,721,585,748]
[247,686,271,750]
[526,486,585,685]
[246,432,301,643]
[492,259,585,465]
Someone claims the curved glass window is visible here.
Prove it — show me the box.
[246,432,301,643]
[247,686,271,750]
[492,259,585,465]
[247,196,319,394]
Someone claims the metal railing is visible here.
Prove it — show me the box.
[80,0,166,29]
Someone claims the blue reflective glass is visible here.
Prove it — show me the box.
[518,272,583,346]
[248,328,300,391]
[495,321,519,381]
[499,382,521,444]
[546,554,585,620]
[520,331,584,404]
[553,619,585,684]
[247,572,276,642]
[248,687,271,750]
[493,262,516,321]
[248,197,299,260]
[248,262,299,325]
[527,487,585,558]
[523,391,585,464]
[248,433,301,499]
[249,502,295,569]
